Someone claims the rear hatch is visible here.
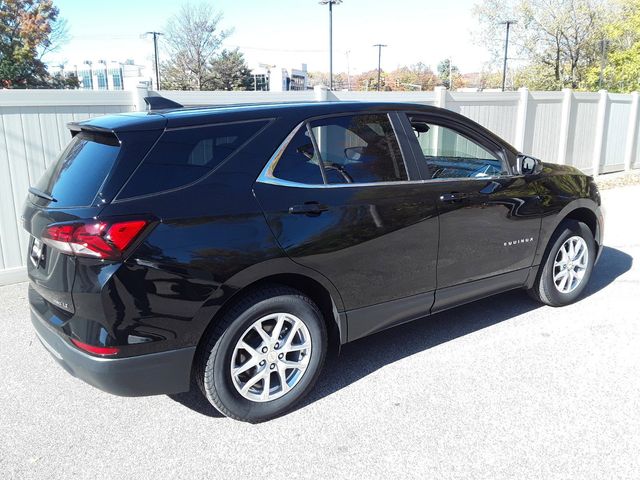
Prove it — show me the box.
[23,130,123,313]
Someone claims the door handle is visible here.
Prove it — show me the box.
[439,192,470,203]
[288,202,329,216]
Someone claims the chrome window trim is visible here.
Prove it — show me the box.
[258,113,416,188]
[256,116,515,189]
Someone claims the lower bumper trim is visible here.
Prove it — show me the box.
[31,308,196,397]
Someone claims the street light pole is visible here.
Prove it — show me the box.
[499,20,517,92]
[599,39,610,89]
[319,0,342,90]
[373,44,387,91]
[346,50,351,90]
[144,31,164,90]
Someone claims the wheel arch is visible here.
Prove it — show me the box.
[533,198,603,268]
[191,260,347,373]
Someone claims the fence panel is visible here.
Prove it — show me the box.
[524,92,564,163]
[603,95,631,174]
[0,91,135,284]
[331,91,436,104]
[160,90,316,106]
[0,87,638,284]
[567,94,599,172]
[449,92,520,146]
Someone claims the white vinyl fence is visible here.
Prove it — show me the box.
[1,85,639,284]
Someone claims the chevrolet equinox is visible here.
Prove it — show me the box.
[24,97,604,422]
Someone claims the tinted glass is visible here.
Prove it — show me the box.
[119,120,268,198]
[35,131,120,207]
[272,127,324,184]
[410,119,505,179]
[309,114,407,184]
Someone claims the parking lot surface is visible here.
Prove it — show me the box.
[1,186,639,480]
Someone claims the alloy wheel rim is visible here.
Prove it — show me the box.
[230,313,312,402]
[553,235,588,294]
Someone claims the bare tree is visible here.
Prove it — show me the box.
[38,17,69,60]
[161,2,231,90]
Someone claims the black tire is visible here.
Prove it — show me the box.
[194,285,327,423]
[527,219,596,307]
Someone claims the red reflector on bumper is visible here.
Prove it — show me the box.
[71,338,120,356]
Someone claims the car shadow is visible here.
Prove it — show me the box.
[168,245,632,418]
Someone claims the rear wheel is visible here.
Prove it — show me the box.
[195,286,327,422]
[528,220,595,306]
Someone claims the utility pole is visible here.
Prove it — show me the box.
[599,39,610,89]
[373,44,387,91]
[499,20,517,92]
[449,56,453,90]
[319,0,342,90]
[346,50,351,90]
[144,31,163,90]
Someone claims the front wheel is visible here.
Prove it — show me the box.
[195,286,327,422]
[528,220,596,306]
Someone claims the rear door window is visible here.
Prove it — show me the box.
[310,114,407,184]
[269,113,408,185]
[118,119,269,199]
[34,131,120,208]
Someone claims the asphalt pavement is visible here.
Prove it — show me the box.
[1,186,638,479]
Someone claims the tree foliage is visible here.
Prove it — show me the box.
[474,0,607,90]
[387,63,438,91]
[0,0,67,88]
[583,0,640,92]
[310,64,444,92]
[210,48,252,90]
[160,3,246,90]
[437,58,464,89]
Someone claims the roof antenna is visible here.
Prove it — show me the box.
[143,95,184,111]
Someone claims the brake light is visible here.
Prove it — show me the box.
[71,338,119,355]
[42,219,149,260]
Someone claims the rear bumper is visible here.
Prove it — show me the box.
[31,307,195,397]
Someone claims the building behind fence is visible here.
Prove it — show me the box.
[0,86,638,284]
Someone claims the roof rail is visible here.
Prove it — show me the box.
[143,95,184,111]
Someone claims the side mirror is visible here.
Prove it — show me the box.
[517,155,542,175]
[411,121,430,134]
[344,146,364,161]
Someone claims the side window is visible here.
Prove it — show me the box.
[272,127,324,184]
[118,120,269,199]
[310,114,407,184]
[409,117,506,179]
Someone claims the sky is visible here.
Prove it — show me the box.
[48,0,492,75]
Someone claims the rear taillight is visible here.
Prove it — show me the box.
[71,338,119,355]
[42,219,149,260]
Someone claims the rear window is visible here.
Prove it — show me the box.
[117,119,269,199]
[34,131,120,208]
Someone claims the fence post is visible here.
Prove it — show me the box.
[514,87,529,151]
[133,84,149,111]
[314,84,329,102]
[624,91,639,171]
[592,89,608,176]
[434,86,447,109]
[557,88,573,165]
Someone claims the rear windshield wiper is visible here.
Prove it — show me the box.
[28,187,57,203]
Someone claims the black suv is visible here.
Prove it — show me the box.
[24,98,604,422]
